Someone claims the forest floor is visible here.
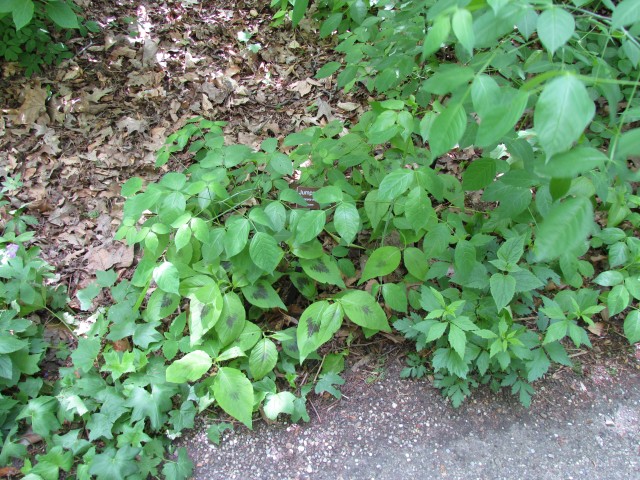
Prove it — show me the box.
[1,1,639,478]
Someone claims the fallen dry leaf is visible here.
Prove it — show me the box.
[13,83,47,125]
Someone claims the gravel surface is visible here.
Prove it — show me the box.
[184,349,640,480]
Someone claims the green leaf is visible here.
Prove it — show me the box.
[315,372,345,398]
[451,8,474,54]
[608,284,630,317]
[543,321,568,345]
[593,270,624,287]
[146,290,180,322]
[17,397,60,438]
[12,0,34,30]
[249,339,278,380]
[422,14,450,60]
[291,0,309,27]
[377,169,415,201]
[300,254,346,288]
[249,232,284,273]
[612,0,640,30]
[127,385,173,431]
[166,350,212,383]
[448,324,466,359]
[349,0,368,24]
[490,273,516,311]
[623,310,640,344]
[297,301,343,361]
[0,335,27,354]
[215,292,246,346]
[534,75,595,158]
[424,321,448,342]
[153,262,180,294]
[339,290,391,332]
[526,348,551,382]
[313,186,343,204]
[404,187,434,232]
[429,101,467,158]
[534,197,593,262]
[188,286,223,346]
[89,447,139,480]
[162,448,193,480]
[334,202,360,244]
[241,280,287,309]
[364,190,390,229]
[367,110,399,144]
[404,247,428,281]
[45,0,79,28]
[315,61,341,79]
[535,147,607,178]
[537,7,574,55]
[475,90,529,147]
[497,236,524,265]
[263,392,297,420]
[462,158,496,191]
[212,367,255,428]
[381,283,407,313]
[224,217,250,257]
[359,246,401,284]
[295,210,326,244]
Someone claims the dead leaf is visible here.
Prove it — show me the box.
[315,98,335,121]
[116,116,147,134]
[587,322,604,336]
[337,101,360,111]
[12,83,47,125]
[290,79,312,96]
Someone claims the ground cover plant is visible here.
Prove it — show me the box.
[1,0,639,478]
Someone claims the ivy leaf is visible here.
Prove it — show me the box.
[249,232,284,273]
[534,197,593,262]
[263,392,297,420]
[127,385,173,431]
[162,447,194,480]
[17,396,60,438]
[359,246,401,284]
[241,280,287,309]
[623,310,640,344]
[89,446,140,480]
[537,7,574,55]
[249,339,278,380]
[315,372,345,399]
[166,350,212,383]
[333,202,360,244]
[212,367,254,429]
[339,290,391,332]
[153,262,180,295]
[490,273,516,311]
[534,75,595,158]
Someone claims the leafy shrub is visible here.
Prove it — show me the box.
[0,0,98,75]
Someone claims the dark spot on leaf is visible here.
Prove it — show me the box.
[161,294,173,308]
[226,314,237,328]
[361,305,371,315]
[201,305,211,318]
[297,277,310,287]
[311,261,329,274]
[307,317,320,337]
[252,285,268,299]
[229,390,240,402]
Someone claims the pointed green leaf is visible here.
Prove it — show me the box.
[263,392,297,420]
[359,246,401,284]
[378,169,415,202]
[241,280,286,310]
[452,8,474,54]
[334,202,360,244]
[430,101,467,158]
[45,0,79,28]
[297,302,344,361]
[215,292,247,346]
[422,14,450,60]
[249,339,278,380]
[339,290,391,332]
[188,285,223,346]
[381,283,407,313]
[249,232,284,273]
[153,262,180,294]
[166,350,212,383]
[448,324,466,359]
[300,254,346,288]
[404,247,429,281]
[537,7,574,55]
[611,0,640,30]
[623,310,640,344]
[212,367,254,428]
[12,0,34,30]
[462,158,496,191]
[364,189,390,229]
[224,217,250,257]
[490,273,516,311]
[295,210,326,244]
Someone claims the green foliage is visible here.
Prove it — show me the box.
[0,0,98,76]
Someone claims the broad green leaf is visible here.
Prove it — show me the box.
[45,0,79,28]
[174,224,192,252]
[229,321,262,352]
[516,5,538,40]
[291,0,309,27]
[127,385,173,431]
[359,246,401,284]
[424,321,448,342]
[378,169,415,201]
[593,270,624,287]
[476,90,529,147]
[497,236,524,265]
[12,0,34,30]
[537,7,574,55]
[429,101,467,158]
[349,0,368,24]
[264,201,286,231]
[608,284,630,317]
[295,210,326,244]
[89,447,139,480]
[249,339,278,380]
[188,286,223,346]
[17,396,60,438]
[535,147,607,178]
[334,202,360,244]
[364,190,390,229]
[121,177,143,197]
[0,335,27,354]
[404,187,434,232]
[623,310,640,344]
[381,283,408,313]
[452,8,474,54]
[422,14,450,60]
[526,348,551,382]
[543,321,568,345]
[422,65,474,95]
[224,217,250,257]
[263,392,297,420]
[534,197,593,262]
[215,292,247,346]
[534,75,595,158]
[216,346,246,363]
[145,290,179,322]
[490,273,516,311]
[512,269,544,292]
[71,337,101,373]
[249,232,284,273]
[316,61,341,79]
[162,447,193,480]
[212,367,254,428]
[166,350,212,383]
[297,301,344,361]
[339,290,391,332]
[268,153,293,176]
[612,0,640,29]
[367,110,399,144]
[462,158,496,191]
[448,324,466,359]
[404,247,429,281]
[153,262,180,294]
[300,254,346,288]
[241,280,286,310]
[313,186,343,204]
